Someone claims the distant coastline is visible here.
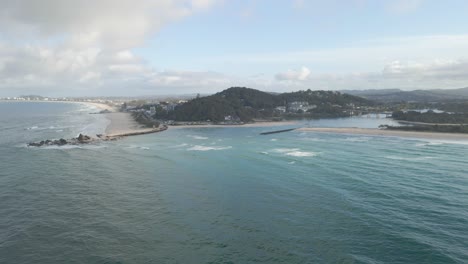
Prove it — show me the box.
[169,121,299,129]
[11,100,468,142]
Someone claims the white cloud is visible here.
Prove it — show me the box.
[0,0,465,96]
[271,59,468,91]
[275,67,311,81]
[0,0,221,50]
[0,0,222,96]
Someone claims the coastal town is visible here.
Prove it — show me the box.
[6,87,468,142]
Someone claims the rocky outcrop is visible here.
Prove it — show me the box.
[27,134,95,147]
[27,125,169,147]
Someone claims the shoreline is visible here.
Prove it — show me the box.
[169,121,299,129]
[22,100,468,141]
[298,127,468,140]
[103,112,166,138]
[85,102,116,112]
[1,99,117,112]
[78,102,165,139]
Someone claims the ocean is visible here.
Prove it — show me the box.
[1,101,467,263]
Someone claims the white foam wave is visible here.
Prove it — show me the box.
[302,137,324,142]
[125,145,150,150]
[273,148,317,157]
[187,145,232,151]
[414,140,468,146]
[273,148,300,153]
[270,139,278,141]
[187,135,208,140]
[34,145,105,150]
[285,151,317,157]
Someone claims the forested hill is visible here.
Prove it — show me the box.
[160,87,372,122]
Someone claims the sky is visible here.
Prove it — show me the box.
[1,0,468,96]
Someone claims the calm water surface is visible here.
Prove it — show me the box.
[1,102,467,263]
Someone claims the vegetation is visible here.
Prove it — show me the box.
[156,87,372,122]
[132,112,160,128]
[383,124,468,134]
[392,111,468,124]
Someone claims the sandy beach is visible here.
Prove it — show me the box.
[298,127,468,140]
[169,121,299,129]
[104,112,156,136]
[85,102,116,112]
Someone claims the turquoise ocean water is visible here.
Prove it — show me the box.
[1,102,467,263]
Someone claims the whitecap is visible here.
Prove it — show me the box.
[414,140,468,146]
[273,148,300,153]
[187,135,208,140]
[270,138,278,142]
[302,137,323,142]
[285,151,317,157]
[36,145,83,150]
[273,148,317,157]
[187,145,232,151]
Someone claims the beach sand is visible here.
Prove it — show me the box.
[169,121,299,129]
[298,127,468,140]
[104,112,155,136]
[85,102,116,112]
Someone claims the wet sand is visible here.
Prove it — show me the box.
[298,127,468,140]
[85,102,116,112]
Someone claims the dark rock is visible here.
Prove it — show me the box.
[28,134,94,147]
[77,134,91,142]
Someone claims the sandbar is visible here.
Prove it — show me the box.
[170,121,299,129]
[298,127,468,140]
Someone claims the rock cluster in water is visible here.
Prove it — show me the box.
[27,134,94,147]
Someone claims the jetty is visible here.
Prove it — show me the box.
[28,126,168,147]
[101,125,168,140]
[260,128,297,135]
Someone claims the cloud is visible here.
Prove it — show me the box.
[275,67,311,81]
[0,38,237,95]
[386,0,424,14]
[0,0,222,96]
[0,0,221,50]
[271,59,468,91]
[382,59,468,80]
